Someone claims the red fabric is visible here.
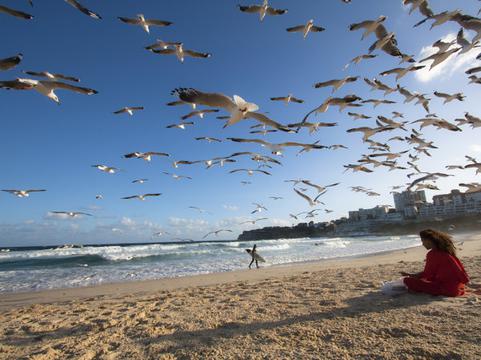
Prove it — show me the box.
[403,249,469,297]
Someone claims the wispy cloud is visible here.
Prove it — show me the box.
[222,204,239,211]
[414,33,479,83]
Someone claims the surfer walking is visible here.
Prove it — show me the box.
[246,244,259,269]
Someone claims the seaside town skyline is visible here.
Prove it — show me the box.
[1,0,481,246]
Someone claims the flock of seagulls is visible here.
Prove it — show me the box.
[2,0,481,240]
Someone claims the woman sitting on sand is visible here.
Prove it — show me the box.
[401,229,469,297]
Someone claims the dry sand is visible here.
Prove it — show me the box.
[1,233,480,359]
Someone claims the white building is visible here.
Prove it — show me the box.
[419,189,481,218]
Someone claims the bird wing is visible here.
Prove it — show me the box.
[294,188,315,206]
[310,26,325,32]
[53,74,80,82]
[266,7,287,15]
[238,5,262,13]
[65,0,101,19]
[375,24,389,39]
[349,20,374,31]
[122,196,138,200]
[146,152,170,157]
[314,79,338,88]
[151,48,176,55]
[286,25,305,32]
[144,19,172,26]
[245,112,290,131]
[118,16,140,25]
[270,97,286,101]
[145,193,162,197]
[0,5,33,19]
[173,88,235,111]
[184,50,211,58]
[43,81,98,95]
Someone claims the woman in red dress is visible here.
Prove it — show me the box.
[401,229,469,297]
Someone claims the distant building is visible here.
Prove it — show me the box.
[348,205,391,221]
[393,190,427,218]
[419,189,481,218]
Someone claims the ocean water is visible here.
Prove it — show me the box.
[0,235,420,293]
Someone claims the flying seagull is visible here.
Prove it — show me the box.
[50,211,92,218]
[314,76,359,93]
[433,91,465,104]
[92,164,118,174]
[181,109,219,120]
[122,193,162,200]
[132,179,148,184]
[286,19,325,39]
[270,94,304,104]
[0,78,97,104]
[118,14,172,33]
[124,151,169,161]
[162,172,192,180]
[64,0,101,19]
[148,43,211,63]
[114,106,144,115]
[22,70,80,82]
[2,189,46,198]
[238,0,287,21]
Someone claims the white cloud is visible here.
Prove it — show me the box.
[469,144,481,153]
[414,33,479,83]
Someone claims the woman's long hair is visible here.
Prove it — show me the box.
[420,229,457,257]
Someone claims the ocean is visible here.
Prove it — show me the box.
[0,235,420,293]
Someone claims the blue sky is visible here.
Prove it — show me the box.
[1,0,480,246]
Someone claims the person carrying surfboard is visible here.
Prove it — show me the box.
[246,244,265,269]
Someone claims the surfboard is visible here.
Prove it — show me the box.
[254,253,265,263]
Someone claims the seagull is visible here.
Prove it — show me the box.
[407,172,452,190]
[162,172,192,180]
[459,183,481,193]
[411,117,462,131]
[50,211,92,218]
[202,229,233,239]
[452,14,481,43]
[419,47,461,70]
[464,162,481,174]
[468,75,481,85]
[114,106,144,115]
[92,165,118,174]
[22,70,80,83]
[152,231,170,237]
[379,65,425,81]
[171,88,290,131]
[286,19,325,39]
[314,76,358,93]
[251,203,267,214]
[287,121,337,134]
[124,152,169,162]
[145,39,182,50]
[122,193,162,200]
[301,94,362,123]
[456,28,480,55]
[361,99,396,108]
[396,85,417,103]
[195,136,222,143]
[372,78,397,96]
[166,122,194,130]
[95,195,103,199]
[181,109,219,120]
[240,217,268,225]
[250,129,277,135]
[238,0,287,21]
[0,54,23,71]
[65,0,101,19]
[0,5,33,19]
[270,94,304,104]
[329,144,348,150]
[343,54,377,69]
[415,9,461,29]
[132,179,148,184]
[343,164,373,173]
[376,116,407,130]
[349,15,387,40]
[269,196,283,200]
[433,91,465,104]
[189,206,211,214]
[118,14,172,33]
[348,112,371,120]
[148,43,211,63]
[293,188,325,207]
[2,189,46,198]
[227,138,327,155]
[392,111,405,118]
[455,113,481,128]
[241,181,252,185]
[0,78,97,104]
[229,168,272,176]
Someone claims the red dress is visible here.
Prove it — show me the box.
[403,249,469,297]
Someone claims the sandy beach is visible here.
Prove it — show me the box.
[1,232,480,359]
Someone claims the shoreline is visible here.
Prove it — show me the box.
[1,231,479,311]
